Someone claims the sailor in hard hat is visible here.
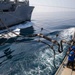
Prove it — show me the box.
[67,47,75,70]
[69,45,75,52]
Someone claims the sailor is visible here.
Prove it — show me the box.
[69,45,75,52]
[67,49,75,70]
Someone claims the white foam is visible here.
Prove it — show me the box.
[0,22,33,33]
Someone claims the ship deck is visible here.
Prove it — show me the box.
[55,55,75,75]
[60,67,75,75]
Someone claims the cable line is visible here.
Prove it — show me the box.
[38,40,56,68]
[31,4,75,10]
[0,8,74,53]
[33,24,51,33]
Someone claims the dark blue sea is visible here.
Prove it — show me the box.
[0,11,75,75]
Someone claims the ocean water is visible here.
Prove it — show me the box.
[0,11,75,75]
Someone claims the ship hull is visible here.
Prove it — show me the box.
[0,6,34,30]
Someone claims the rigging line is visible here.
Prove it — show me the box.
[1,21,57,47]
[4,13,50,37]
[28,33,62,53]
[1,10,52,35]
[33,24,51,33]
[15,39,56,68]
[0,19,34,45]
[0,22,11,38]
[0,12,27,35]
[0,19,23,45]
[1,12,33,35]
[33,18,75,32]
[38,40,56,68]
[0,19,22,37]
[57,18,75,23]
[31,4,75,10]
[0,19,51,45]
[0,32,25,45]
[2,11,51,33]
[0,31,11,38]
[0,14,34,39]
[1,8,75,35]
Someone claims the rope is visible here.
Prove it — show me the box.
[0,21,11,38]
[0,12,51,34]
[0,19,18,35]
[0,28,72,54]
[0,6,74,68]
[38,40,56,68]
[0,9,74,53]
[33,24,51,33]
[27,33,62,53]
[0,19,21,45]
[31,4,75,10]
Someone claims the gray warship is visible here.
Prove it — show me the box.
[0,0,34,30]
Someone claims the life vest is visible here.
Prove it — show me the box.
[68,51,75,61]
